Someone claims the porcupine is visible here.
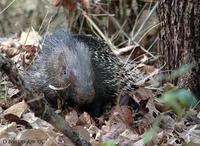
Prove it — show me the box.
[25,29,140,116]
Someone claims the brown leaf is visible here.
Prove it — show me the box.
[112,106,133,126]
[163,82,177,92]
[62,0,77,11]
[50,0,78,11]
[19,31,41,46]
[0,47,20,58]
[0,39,21,58]
[0,122,17,138]
[57,98,64,109]
[142,64,156,74]
[79,0,90,10]
[145,98,160,118]
[135,98,161,134]
[65,110,78,127]
[4,114,31,128]
[117,45,143,60]
[87,125,101,141]
[154,99,170,113]
[7,88,19,98]
[160,115,175,133]
[120,129,140,141]
[102,122,126,141]
[134,87,155,103]
[22,112,54,129]
[4,100,28,118]
[21,46,39,67]
[50,0,89,11]
[138,87,155,99]
[77,112,95,126]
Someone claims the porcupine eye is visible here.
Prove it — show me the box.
[63,70,66,75]
[61,65,66,75]
[58,52,68,77]
[61,65,67,77]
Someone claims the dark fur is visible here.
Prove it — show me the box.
[25,30,120,116]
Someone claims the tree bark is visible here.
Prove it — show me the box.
[158,0,200,96]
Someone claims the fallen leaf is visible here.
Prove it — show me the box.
[56,0,78,11]
[19,30,41,46]
[112,106,133,126]
[77,112,95,126]
[0,122,17,138]
[160,115,175,134]
[145,98,160,118]
[50,0,89,11]
[22,112,54,129]
[134,139,145,146]
[120,129,140,141]
[134,87,155,102]
[179,125,200,144]
[154,99,170,113]
[65,110,78,127]
[142,64,156,74]
[88,125,101,141]
[102,122,126,142]
[79,0,90,10]
[7,88,19,98]
[4,100,28,118]
[4,114,31,128]
[0,38,21,58]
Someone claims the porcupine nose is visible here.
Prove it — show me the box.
[75,86,95,105]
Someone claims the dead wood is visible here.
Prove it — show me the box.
[0,54,91,146]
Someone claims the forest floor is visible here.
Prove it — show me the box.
[0,31,199,146]
[0,0,200,146]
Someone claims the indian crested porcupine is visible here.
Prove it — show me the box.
[25,29,123,116]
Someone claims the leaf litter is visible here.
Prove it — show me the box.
[0,30,200,146]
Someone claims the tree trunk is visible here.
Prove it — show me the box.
[158,0,200,96]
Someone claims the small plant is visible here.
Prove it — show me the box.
[161,89,198,116]
[100,140,117,146]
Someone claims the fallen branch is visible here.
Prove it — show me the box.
[0,54,91,146]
